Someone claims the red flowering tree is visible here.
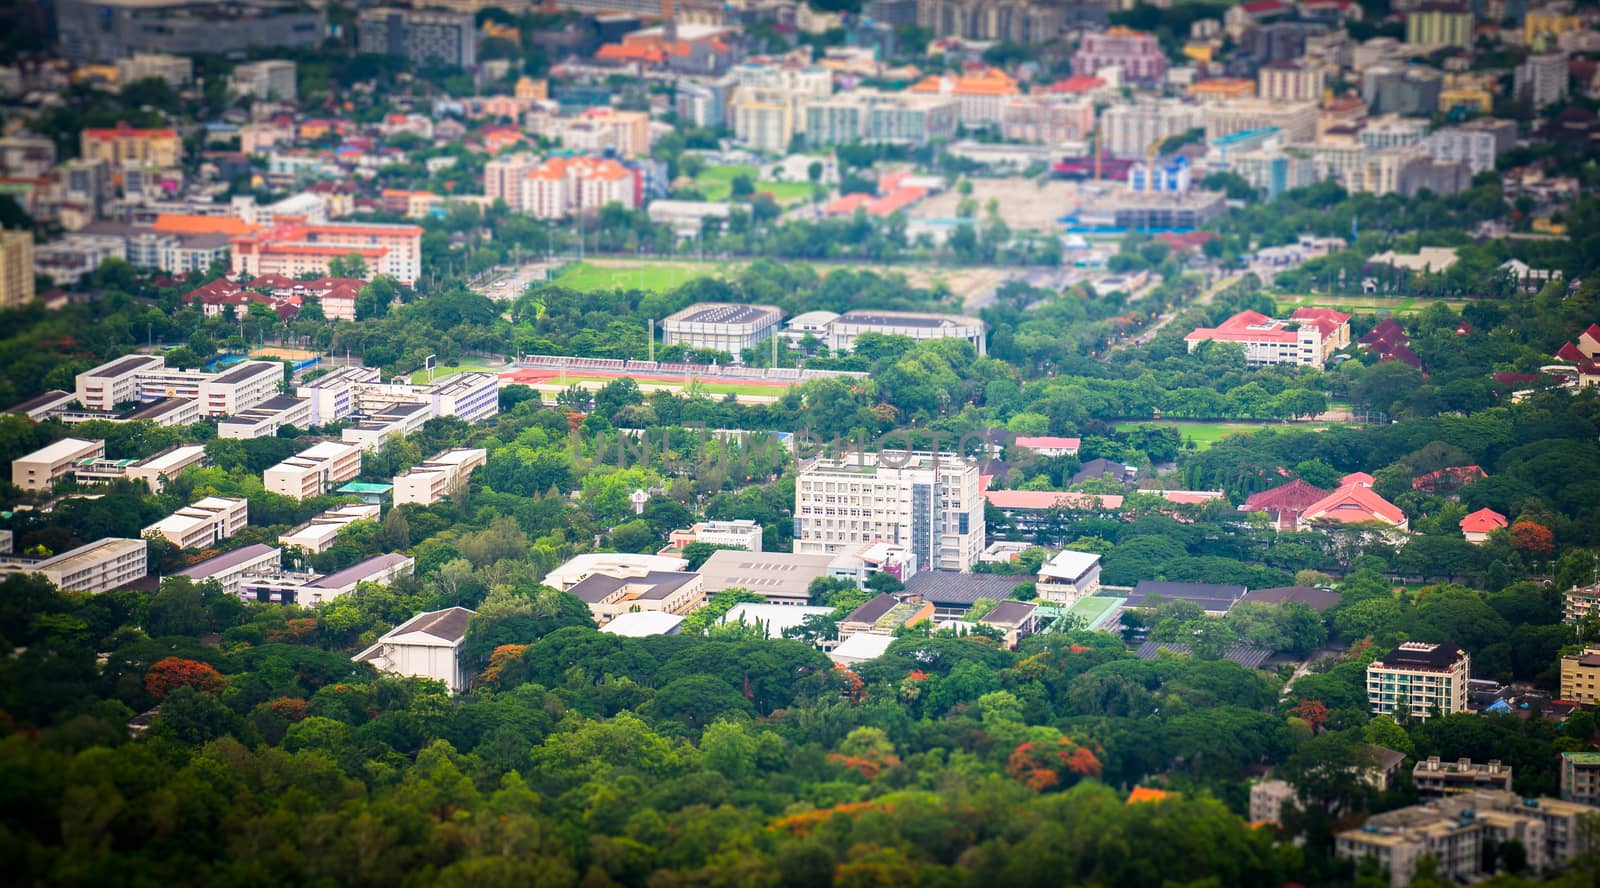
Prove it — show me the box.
[1006,736,1103,792]
[1291,699,1329,733]
[1510,521,1554,557]
[145,657,226,699]
[478,643,529,687]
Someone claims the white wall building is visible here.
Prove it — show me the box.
[172,543,281,596]
[13,437,104,491]
[661,302,785,359]
[392,448,486,505]
[1367,641,1471,720]
[11,537,147,593]
[794,450,985,572]
[354,606,476,693]
[217,396,313,439]
[666,519,765,553]
[1036,550,1103,603]
[143,496,249,550]
[263,441,363,499]
[279,503,381,553]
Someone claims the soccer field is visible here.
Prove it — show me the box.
[695,165,815,206]
[552,261,725,294]
[408,362,509,384]
[1113,420,1346,449]
[528,372,792,398]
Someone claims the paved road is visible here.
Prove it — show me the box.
[1107,273,1240,354]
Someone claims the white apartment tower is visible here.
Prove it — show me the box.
[1367,641,1471,720]
[794,451,985,572]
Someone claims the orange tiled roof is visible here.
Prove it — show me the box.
[1127,787,1173,804]
[152,214,261,236]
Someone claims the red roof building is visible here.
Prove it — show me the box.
[1242,478,1330,530]
[1185,308,1351,368]
[1298,477,1407,531]
[1459,507,1506,543]
[1411,465,1486,495]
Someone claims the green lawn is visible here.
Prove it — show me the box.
[552,261,726,294]
[1281,293,1470,315]
[409,363,508,384]
[695,165,816,206]
[540,373,793,398]
[1113,420,1345,450]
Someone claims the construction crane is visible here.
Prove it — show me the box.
[1145,139,1162,193]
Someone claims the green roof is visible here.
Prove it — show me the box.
[337,482,393,494]
[1066,596,1125,630]
[1563,752,1600,764]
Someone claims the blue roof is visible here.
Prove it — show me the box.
[1211,127,1280,147]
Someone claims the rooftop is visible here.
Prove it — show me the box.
[903,571,1024,606]
[175,543,279,578]
[1374,641,1466,670]
[663,302,783,326]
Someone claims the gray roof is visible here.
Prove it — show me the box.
[309,553,411,591]
[209,360,277,385]
[843,593,899,625]
[1134,639,1274,669]
[87,355,160,379]
[567,570,698,604]
[666,302,781,325]
[175,543,278,578]
[696,549,835,601]
[903,571,1022,606]
[1239,585,1341,612]
[980,599,1038,627]
[384,606,474,643]
[1128,580,1246,612]
[126,398,194,420]
[6,390,72,414]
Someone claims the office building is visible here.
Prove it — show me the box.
[1035,550,1102,603]
[1100,101,1207,158]
[661,303,784,358]
[1560,751,1600,806]
[1073,27,1167,84]
[295,366,376,426]
[79,123,181,169]
[12,437,105,491]
[69,443,205,493]
[358,8,476,69]
[804,89,960,147]
[918,0,1105,43]
[354,606,475,693]
[231,60,297,102]
[1560,647,1600,704]
[143,496,248,550]
[217,396,313,440]
[1257,59,1325,103]
[1516,53,1569,108]
[1205,99,1318,145]
[795,450,985,572]
[1184,308,1352,368]
[56,0,326,62]
[263,441,363,499]
[172,543,279,596]
[392,448,486,506]
[279,503,381,554]
[824,310,987,355]
[18,537,147,593]
[1367,641,1471,719]
[1405,3,1474,49]
[665,519,764,554]
[1412,756,1513,797]
[231,222,422,287]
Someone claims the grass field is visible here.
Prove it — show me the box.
[552,261,727,294]
[695,165,815,206]
[1113,419,1346,449]
[1281,293,1470,315]
[409,362,509,384]
[540,373,791,398]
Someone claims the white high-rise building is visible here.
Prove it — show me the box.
[1100,101,1206,158]
[1516,53,1568,108]
[794,451,985,572]
[1367,641,1471,720]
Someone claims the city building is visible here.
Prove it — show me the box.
[143,496,248,550]
[568,568,705,625]
[392,448,486,506]
[661,303,784,359]
[358,8,477,69]
[1560,647,1600,705]
[908,68,1021,127]
[13,437,104,491]
[230,222,423,286]
[1422,119,1517,175]
[1412,756,1514,798]
[12,537,147,593]
[1366,641,1471,719]
[823,310,987,355]
[1257,59,1325,102]
[80,123,181,169]
[263,441,363,499]
[0,229,34,309]
[217,396,314,440]
[1516,53,1569,108]
[1526,9,1581,48]
[1035,550,1102,603]
[1363,66,1444,117]
[1012,436,1082,457]
[242,552,413,606]
[354,606,475,693]
[56,0,326,62]
[116,52,191,88]
[1101,101,1208,158]
[719,602,835,639]
[695,549,836,606]
[173,543,281,596]
[665,519,764,553]
[295,366,376,426]
[1187,78,1257,102]
[1459,507,1507,544]
[839,593,935,639]
[1405,2,1474,48]
[1205,99,1318,144]
[794,450,985,573]
[543,552,689,592]
[199,361,282,418]
[279,503,381,554]
[1560,751,1600,806]
[1184,307,1352,368]
[231,60,296,101]
[1073,27,1167,84]
[918,0,1105,43]
[1000,96,1096,144]
[804,89,960,147]
[561,108,652,158]
[342,402,431,451]
[69,443,205,493]
[513,156,640,220]
[1565,584,1600,624]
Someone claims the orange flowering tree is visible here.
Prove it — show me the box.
[479,643,530,687]
[1006,736,1103,792]
[145,657,226,699]
[1510,520,1554,557]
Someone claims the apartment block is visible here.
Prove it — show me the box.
[908,68,1021,127]
[13,437,105,491]
[1258,59,1325,103]
[69,443,205,493]
[1516,53,1569,108]
[358,8,476,69]
[1560,751,1600,806]
[795,450,985,573]
[665,519,765,553]
[0,229,34,309]
[1001,96,1095,144]
[200,360,282,417]
[22,537,147,594]
[173,543,281,596]
[279,503,381,553]
[217,396,313,439]
[1422,119,1515,175]
[241,553,413,606]
[501,156,639,220]
[264,441,363,499]
[230,222,423,286]
[392,448,486,506]
[1073,27,1167,84]
[1560,647,1600,704]
[1367,641,1471,720]
[1100,101,1206,158]
[80,123,181,169]
[1205,99,1318,145]
[561,108,652,158]
[1406,3,1473,49]
[296,366,379,425]
[116,52,192,88]
[231,60,297,102]
[804,89,959,147]
[143,496,248,550]
[1412,756,1513,798]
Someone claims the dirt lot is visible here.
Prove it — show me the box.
[913,178,1085,232]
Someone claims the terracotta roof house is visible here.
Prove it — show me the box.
[1459,507,1506,544]
[1411,465,1486,495]
[1298,476,1408,531]
[1241,478,1330,530]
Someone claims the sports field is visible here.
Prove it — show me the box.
[552,261,727,294]
[695,165,815,205]
[501,367,794,403]
[251,346,319,361]
[1281,294,1470,315]
[1113,420,1346,449]
[409,362,510,384]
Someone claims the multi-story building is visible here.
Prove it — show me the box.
[728,65,833,151]
[358,8,476,69]
[483,154,541,213]
[217,396,314,439]
[1516,53,1569,108]
[1035,550,1102,603]
[69,443,205,493]
[243,553,413,606]
[1257,59,1325,103]
[12,437,105,491]
[666,519,765,553]
[568,569,705,625]
[392,448,486,506]
[230,222,423,286]
[199,361,281,417]
[733,94,796,154]
[143,496,248,550]
[1100,101,1207,158]
[0,136,59,179]
[804,89,959,147]
[342,402,432,451]
[295,366,377,425]
[918,0,1105,43]
[1525,10,1581,48]
[0,230,34,309]
[661,303,784,358]
[1564,584,1600,624]
[794,450,985,573]
[1560,647,1600,704]
[173,543,281,597]
[1001,96,1095,144]
[14,537,147,593]
[1184,308,1351,368]
[1367,641,1471,720]
[824,310,987,355]
[1421,118,1516,174]
[1363,65,1444,117]
[1405,2,1474,49]
[1361,114,1430,150]
[353,606,475,693]
[1073,26,1167,84]
[838,593,936,639]
[231,60,297,102]
[115,53,192,88]
[1205,99,1318,144]
[80,123,181,170]
[56,0,326,62]
[1412,756,1514,797]
[263,441,363,499]
[908,68,1022,127]
[1231,144,1319,199]
[279,503,381,554]
[1560,751,1600,806]
[514,156,639,220]
[561,108,652,158]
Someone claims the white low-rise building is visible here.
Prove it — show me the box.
[69,443,206,492]
[1036,550,1103,603]
[264,441,363,499]
[3,537,148,593]
[12,437,104,491]
[143,496,248,550]
[241,552,413,606]
[217,395,312,439]
[172,543,281,596]
[354,606,475,693]
[278,503,381,553]
[543,552,689,591]
[665,519,765,553]
[392,448,486,505]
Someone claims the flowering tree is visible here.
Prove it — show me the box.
[1006,736,1103,792]
[145,657,225,699]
